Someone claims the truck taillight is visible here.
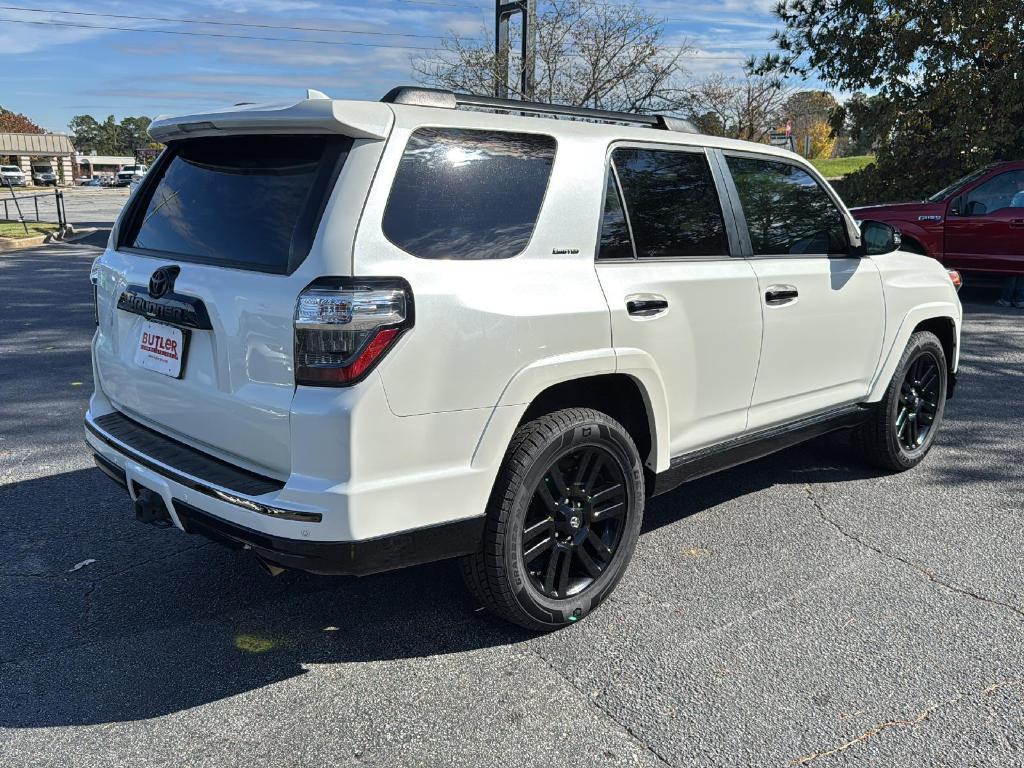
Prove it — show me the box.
[294,278,412,386]
[946,269,963,291]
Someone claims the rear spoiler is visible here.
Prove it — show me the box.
[149,96,394,143]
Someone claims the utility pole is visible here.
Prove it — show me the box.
[494,0,536,100]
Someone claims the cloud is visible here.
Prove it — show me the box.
[0,9,123,54]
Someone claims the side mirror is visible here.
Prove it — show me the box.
[859,220,901,256]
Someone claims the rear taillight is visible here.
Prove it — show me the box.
[947,269,963,292]
[90,259,100,326]
[294,278,412,386]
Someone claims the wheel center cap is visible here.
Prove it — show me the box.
[569,515,581,530]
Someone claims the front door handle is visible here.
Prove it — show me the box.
[765,285,799,306]
[626,296,669,317]
[1010,218,1024,229]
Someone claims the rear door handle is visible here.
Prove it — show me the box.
[1010,219,1024,229]
[765,285,799,306]
[626,296,669,317]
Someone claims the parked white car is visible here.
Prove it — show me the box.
[0,165,27,187]
[86,87,962,630]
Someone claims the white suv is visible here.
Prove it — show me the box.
[86,87,962,630]
[0,165,27,187]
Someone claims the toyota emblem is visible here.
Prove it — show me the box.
[148,266,179,299]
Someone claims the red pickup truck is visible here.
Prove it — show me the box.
[851,161,1024,275]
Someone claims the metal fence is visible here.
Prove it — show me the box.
[1,179,67,235]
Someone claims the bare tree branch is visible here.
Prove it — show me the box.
[410,0,693,114]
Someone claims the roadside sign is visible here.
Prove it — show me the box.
[769,132,795,151]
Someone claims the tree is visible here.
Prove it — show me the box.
[119,116,153,153]
[0,106,44,134]
[69,114,157,155]
[411,0,693,113]
[833,92,889,156]
[782,90,837,155]
[806,120,836,159]
[758,1,1024,203]
[681,73,791,143]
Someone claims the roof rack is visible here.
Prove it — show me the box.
[380,86,697,134]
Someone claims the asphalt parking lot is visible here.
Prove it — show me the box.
[1,237,1022,767]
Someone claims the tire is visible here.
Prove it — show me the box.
[461,408,645,631]
[855,331,948,472]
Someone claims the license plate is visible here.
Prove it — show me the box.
[135,320,186,378]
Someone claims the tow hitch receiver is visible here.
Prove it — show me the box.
[133,487,173,528]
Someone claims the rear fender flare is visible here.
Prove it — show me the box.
[471,348,671,475]
[472,349,617,474]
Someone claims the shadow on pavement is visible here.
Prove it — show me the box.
[0,431,879,729]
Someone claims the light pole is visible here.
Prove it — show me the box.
[494,0,536,100]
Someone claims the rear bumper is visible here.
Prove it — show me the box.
[85,409,487,576]
[171,498,483,576]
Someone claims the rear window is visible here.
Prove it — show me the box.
[382,127,556,260]
[122,134,350,274]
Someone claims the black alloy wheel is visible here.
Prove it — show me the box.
[896,351,942,451]
[461,408,645,631]
[855,330,948,472]
[521,446,628,599]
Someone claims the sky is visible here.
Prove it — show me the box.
[0,0,803,134]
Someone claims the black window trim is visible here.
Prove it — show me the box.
[594,140,743,264]
[116,134,352,276]
[720,148,858,260]
[381,124,559,261]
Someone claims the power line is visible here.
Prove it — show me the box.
[0,4,452,39]
[390,0,485,8]
[3,14,749,60]
[2,18,442,50]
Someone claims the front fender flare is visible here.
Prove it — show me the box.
[868,302,960,402]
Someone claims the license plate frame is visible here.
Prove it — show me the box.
[134,320,189,379]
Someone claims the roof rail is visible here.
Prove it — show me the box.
[380,86,697,134]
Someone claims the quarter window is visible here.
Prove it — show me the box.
[601,148,729,259]
[382,127,556,260]
[598,170,634,260]
[726,156,848,256]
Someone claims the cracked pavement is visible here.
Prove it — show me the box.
[1,239,1022,767]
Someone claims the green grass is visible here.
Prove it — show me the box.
[811,155,875,179]
[0,220,58,238]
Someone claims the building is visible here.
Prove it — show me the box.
[74,155,136,181]
[0,132,76,185]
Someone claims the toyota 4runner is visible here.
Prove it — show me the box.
[86,87,963,630]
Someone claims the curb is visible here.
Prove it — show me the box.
[0,234,47,252]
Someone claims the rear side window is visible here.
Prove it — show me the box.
[382,127,556,260]
[725,155,848,256]
[600,148,729,259]
[123,134,350,274]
